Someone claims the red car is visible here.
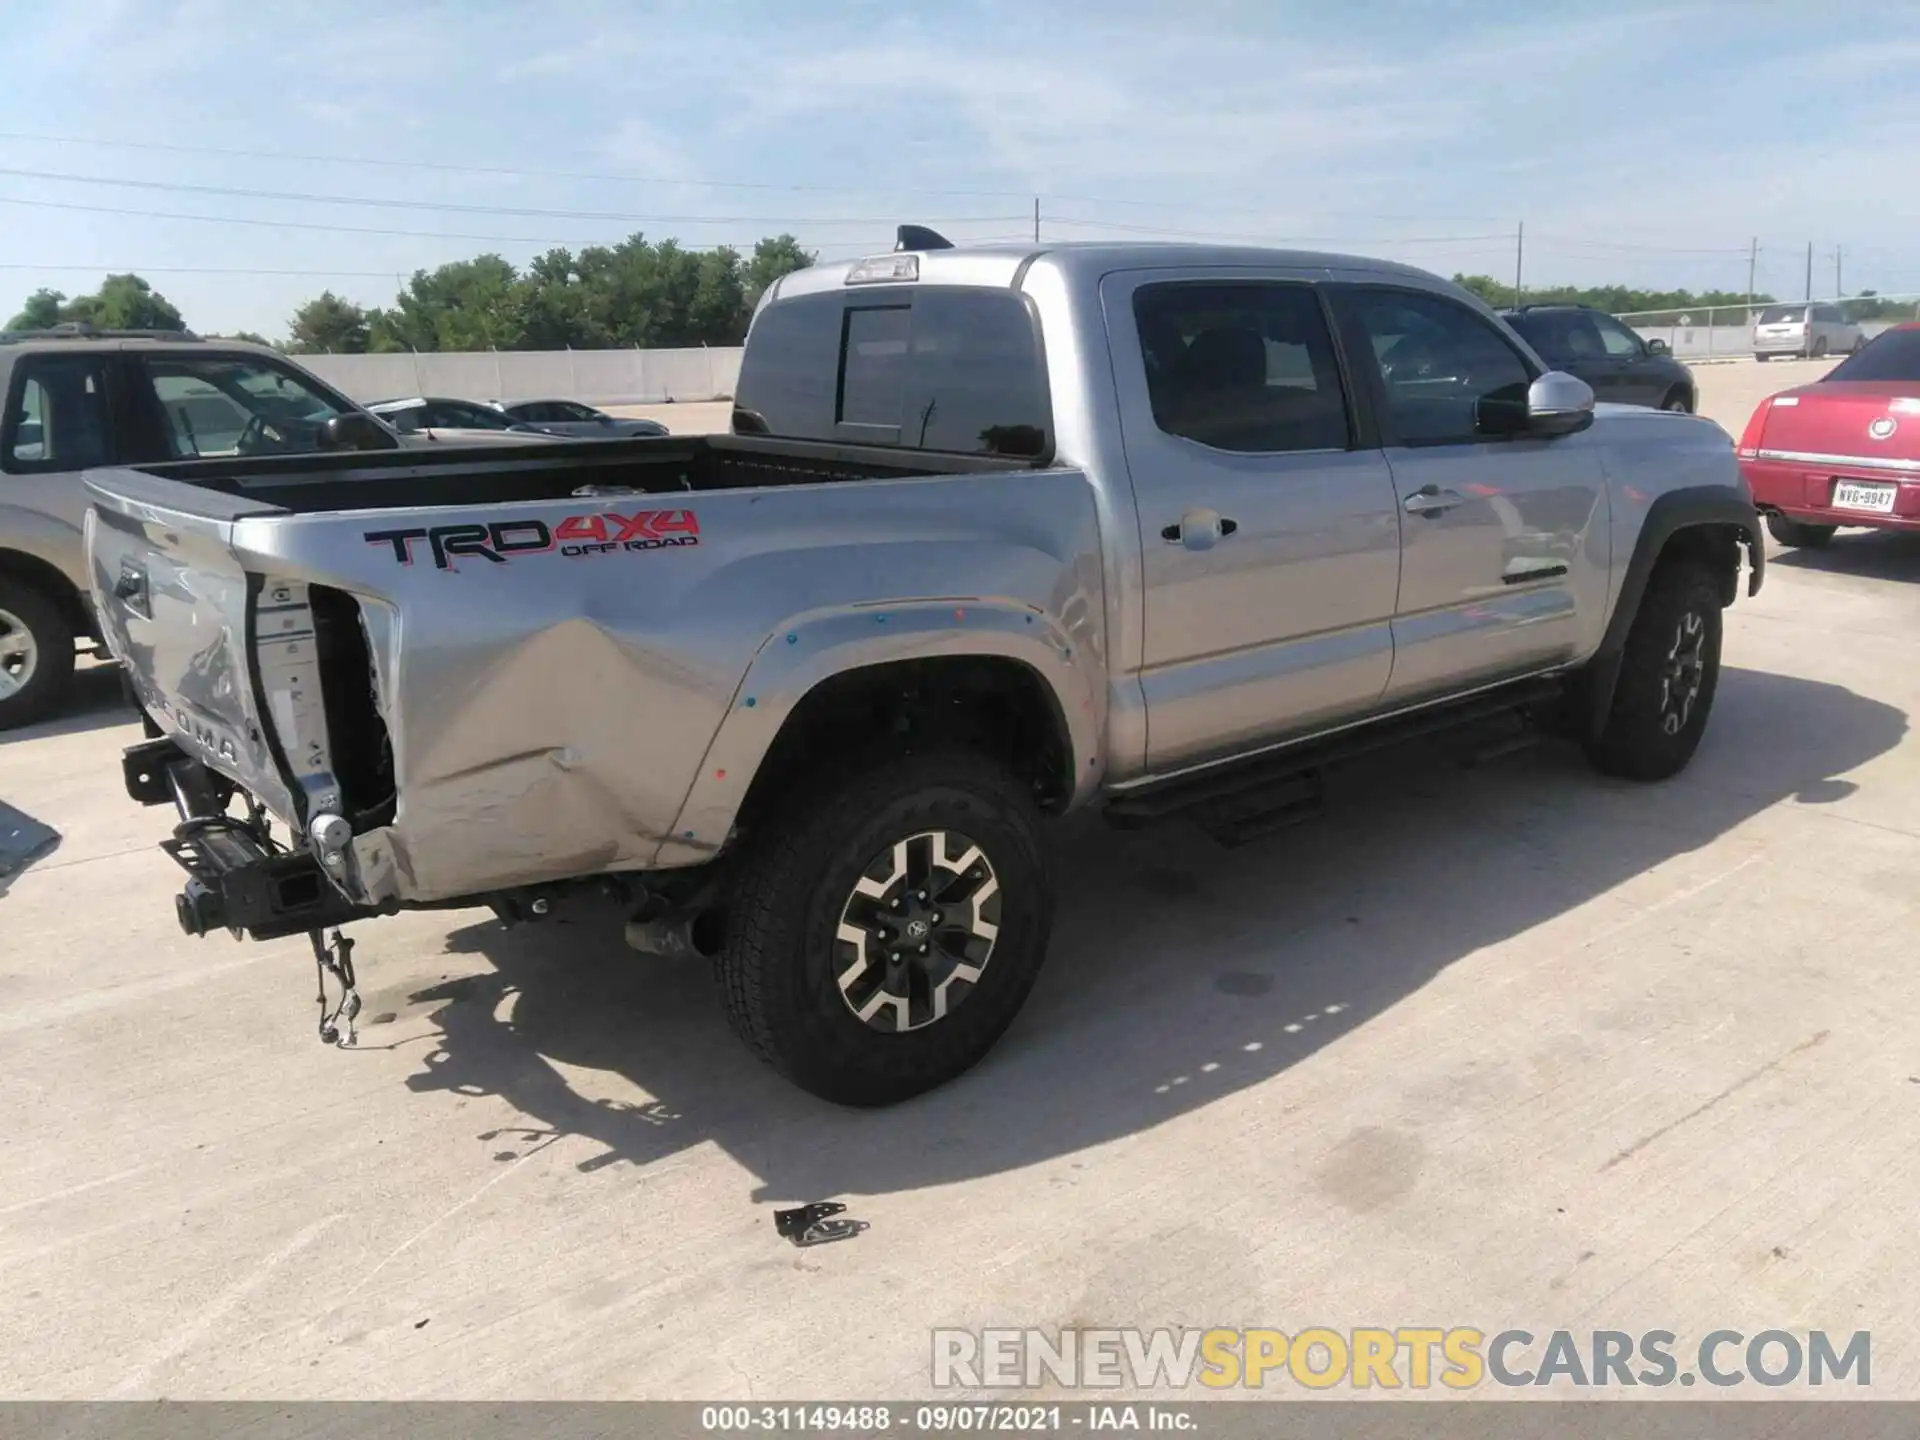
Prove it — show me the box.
[1737,321,1920,547]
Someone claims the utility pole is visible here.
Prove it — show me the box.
[1033,196,1040,244]
[1835,245,1843,299]
[1514,221,1524,306]
[1746,237,1757,319]
[1805,242,1813,303]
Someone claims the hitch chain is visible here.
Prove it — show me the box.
[310,928,362,1048]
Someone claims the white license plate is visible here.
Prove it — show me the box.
[1832,479,1898,513]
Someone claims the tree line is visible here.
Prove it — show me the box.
[1452,273,1917,321]
[13,248,1914,349]
[4,233,816,353]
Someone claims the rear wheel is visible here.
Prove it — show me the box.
[0,579,75,732]
[1812,336,1830,359]
[1586,562,1723,782]
[1765,515,1837,548]
[717,750,1054,1106]
[1661,388,1693,413]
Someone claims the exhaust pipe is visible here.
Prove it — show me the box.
[624,906,722,961]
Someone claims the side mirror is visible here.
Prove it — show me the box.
[1527,371,1595,437]
[320,411,394,451]
[1646,337,1670,356]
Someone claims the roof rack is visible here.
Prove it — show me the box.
[0,320,202,345]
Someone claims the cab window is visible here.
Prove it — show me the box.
[1133,281,1352,454]
[135,356,352,457]
[1336,288,1534,446]
[2,356,112,472]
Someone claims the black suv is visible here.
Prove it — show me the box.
[1497,304,1696,412]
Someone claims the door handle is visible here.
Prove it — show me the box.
[1403,485,1466,516]
[1162,511,1238,548]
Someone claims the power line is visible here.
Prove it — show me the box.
[1039,215,1511,246]
[0,129,1044,201]
[0,129,1517,223]
[0,193,858,250]
[0,245,901,280]
[0,166,1026,226]
[1527,234,1752,256]
[0,263,421,278]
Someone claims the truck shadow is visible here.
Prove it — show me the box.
[0,664,135,747]
[1770,531,1920,582]
[402,665,1904,1207]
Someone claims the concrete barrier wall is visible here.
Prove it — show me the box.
[294,346,745,404]
[1625,320,1899,361]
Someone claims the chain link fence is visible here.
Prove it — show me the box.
[1614,293,1920,360]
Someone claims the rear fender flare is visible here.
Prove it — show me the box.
[661,602,1104,863]
[1585,485,1764,739]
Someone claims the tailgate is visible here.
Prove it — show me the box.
[84,467,304,825]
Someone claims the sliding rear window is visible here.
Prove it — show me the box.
[734,286,1051,458]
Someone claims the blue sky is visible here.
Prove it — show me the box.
[3,0,1918,337]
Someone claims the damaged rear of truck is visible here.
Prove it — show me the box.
[87,429,1108,1098]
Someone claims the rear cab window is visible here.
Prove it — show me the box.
[733,286,1052,458]
[2,355,113,472]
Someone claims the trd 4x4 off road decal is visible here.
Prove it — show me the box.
[364,510,699,570]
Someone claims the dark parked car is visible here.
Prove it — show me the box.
[1498,304,1696,412]
[490,399,669,439]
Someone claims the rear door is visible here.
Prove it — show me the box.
[0,350,126,599]
[1101,269,1402,771]
[1329,284,1608,702]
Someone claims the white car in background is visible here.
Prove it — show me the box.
[366,396,563,445]
[1752,303,1865,361]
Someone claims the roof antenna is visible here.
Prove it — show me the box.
[895,225,953,253]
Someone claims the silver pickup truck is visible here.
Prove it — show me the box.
[86,233,1764,1106]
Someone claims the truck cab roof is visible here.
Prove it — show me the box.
[763,239,1448,308]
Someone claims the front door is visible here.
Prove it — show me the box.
[1102,271,1403,773]
[1591,310,1666,406]
[1329,284,1610,702]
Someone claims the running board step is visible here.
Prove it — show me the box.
[1189,769,1327,848]
[1105,676,1566,832]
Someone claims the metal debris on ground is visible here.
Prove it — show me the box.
[0,800,59,878]
[774,1202,868,1248]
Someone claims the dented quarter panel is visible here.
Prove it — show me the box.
[91,464,1105,906]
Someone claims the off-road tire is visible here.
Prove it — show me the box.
[0,578,75,732]
[1585,562,1723,782]
[1765,514,1836,548]
[716,750,1054,1106]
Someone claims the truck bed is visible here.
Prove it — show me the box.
[123,432,1036,514]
